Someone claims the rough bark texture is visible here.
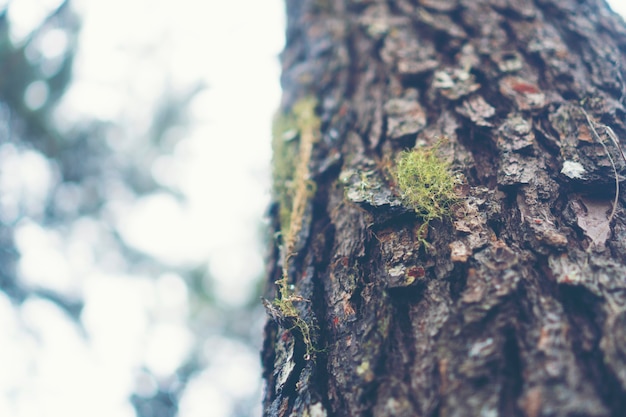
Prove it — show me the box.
[262,1,626,416]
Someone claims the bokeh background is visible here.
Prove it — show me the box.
[0,0,281,416]
[0,1,624,417]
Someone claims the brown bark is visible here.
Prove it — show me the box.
[262,1,626,416]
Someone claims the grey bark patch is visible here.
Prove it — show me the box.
[384,97,427,140]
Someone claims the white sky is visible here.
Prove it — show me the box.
[610,1,626,17]
[1,1,283,417]
[65,0,284,306]
[0,1,625,417]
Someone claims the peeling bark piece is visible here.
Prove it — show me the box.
[456,95,496,127]
[452,188,495,251]
[433,68,480,100]
[499,76,546,110]
[498,153,538,185]
[341,167,404,212]
[571,197,612,250]
[449,240,471,262]
[497,114,535,152]
[517,186,569,249]
[384,97,427,139]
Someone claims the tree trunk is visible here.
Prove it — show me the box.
[262,1,626,416]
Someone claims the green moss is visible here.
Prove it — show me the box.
[271,97,320,238]
[270,97,321,360]
[271,112,299,234]
[396,144,459,240]
[272,295,318,360]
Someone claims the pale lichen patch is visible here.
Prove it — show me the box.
[307,402,327,417]
[561,160,586,179]
[449,240,471,263]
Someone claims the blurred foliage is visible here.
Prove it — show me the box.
[0,1,262,417]
[0,0,80,307]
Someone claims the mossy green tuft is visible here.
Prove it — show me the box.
[396,144,459,239]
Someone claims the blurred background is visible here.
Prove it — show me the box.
[0,1,624,417]
[0,0,282,416]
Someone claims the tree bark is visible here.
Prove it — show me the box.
[262,1,626,416]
